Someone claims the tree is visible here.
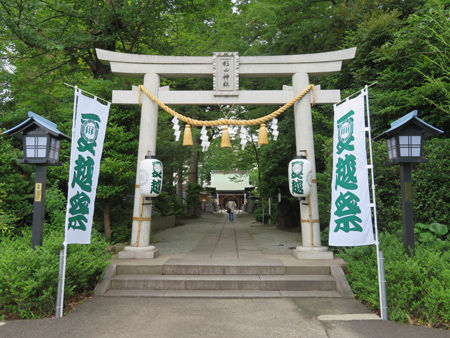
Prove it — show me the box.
[1,0,447,235]
[0,0,216,234]
[0,133,33,235]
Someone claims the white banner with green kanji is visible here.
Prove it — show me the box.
[64,90,110,244]
[329,91,375,246]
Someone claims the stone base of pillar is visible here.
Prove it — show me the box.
[118,245,160,259]
[292,246,333,260]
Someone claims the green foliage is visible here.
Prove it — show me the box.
[44,183,67,231]
[253,201,275,225]
[339,232,449,328]
[413,138,450,226]
[370,141,402,233]
[153,191,184,217]
[415,222,448,243]
[0,186,18,236]
[376,0,449,131]
[185,183,202,217]
[0,228,111,319]
[0,134,33,235]
[342,0,449,133]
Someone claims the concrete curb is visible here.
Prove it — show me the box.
[331,264,354,298]
[93,263,116,296]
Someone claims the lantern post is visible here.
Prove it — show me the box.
[4,112,70,248]
[375,110,443,256]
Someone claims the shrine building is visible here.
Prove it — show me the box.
[206,170,254,210]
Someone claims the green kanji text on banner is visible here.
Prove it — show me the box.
[64,90,110,245]
[329,91,375,246]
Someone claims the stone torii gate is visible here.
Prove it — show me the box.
[96,48,356,259]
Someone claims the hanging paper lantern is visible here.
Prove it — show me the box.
[139,158,163,197]
[288,158,312,198]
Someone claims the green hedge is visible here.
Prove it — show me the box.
[0,229,111,319]
[338,232,449,328]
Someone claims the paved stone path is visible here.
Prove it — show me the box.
[185,214,263,260]
[155,212,299,257]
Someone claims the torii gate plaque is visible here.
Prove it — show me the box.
[96,47,356,259]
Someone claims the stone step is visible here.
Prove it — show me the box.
[116,264,163,275]
[115,261,330,276]
[164,262,285,275]
[104,289,342,298]
[110,274,336,291]
[116,264,286,276]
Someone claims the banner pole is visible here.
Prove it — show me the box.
[55,243,67,318]
[364,86,388,320]
[64,83,110,105]
[71,86,78,132]
[56,85,78,319]
[55,249,63,317]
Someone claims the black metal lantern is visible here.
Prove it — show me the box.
[5,112,69,165]
[376,110,442,165]
[375,110,443,255]
[4,112,70,248]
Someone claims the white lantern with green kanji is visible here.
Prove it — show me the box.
[288,159,312,198]
[139,159,163,197]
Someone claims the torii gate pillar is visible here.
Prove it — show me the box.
[130,73,159,246]
[96,47,356,260]
[293,72,331,259]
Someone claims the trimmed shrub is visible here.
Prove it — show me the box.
[253,202,274,224]
[413,138,449,226]
[0,228,111,319]
[339,232,449,328]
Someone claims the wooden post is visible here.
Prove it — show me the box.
[400,163,415,256]
[31,165,47,248]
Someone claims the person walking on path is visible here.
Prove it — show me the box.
[226,200,237,222]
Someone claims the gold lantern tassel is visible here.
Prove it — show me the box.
[183,124,193,146]
[258,123,268,145]
[221,126,231,148]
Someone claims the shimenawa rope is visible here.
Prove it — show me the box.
[138,84,315,127]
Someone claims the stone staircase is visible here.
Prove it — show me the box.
[99,257,351,298]
[95,214,353,298]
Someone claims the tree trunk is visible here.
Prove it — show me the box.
[177,164,183,201]
[250,137,262,186]
[188,134,200,185]
[103,201,112,240]
[187,134,201,216]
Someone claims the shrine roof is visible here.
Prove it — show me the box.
[207,171,254,191]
